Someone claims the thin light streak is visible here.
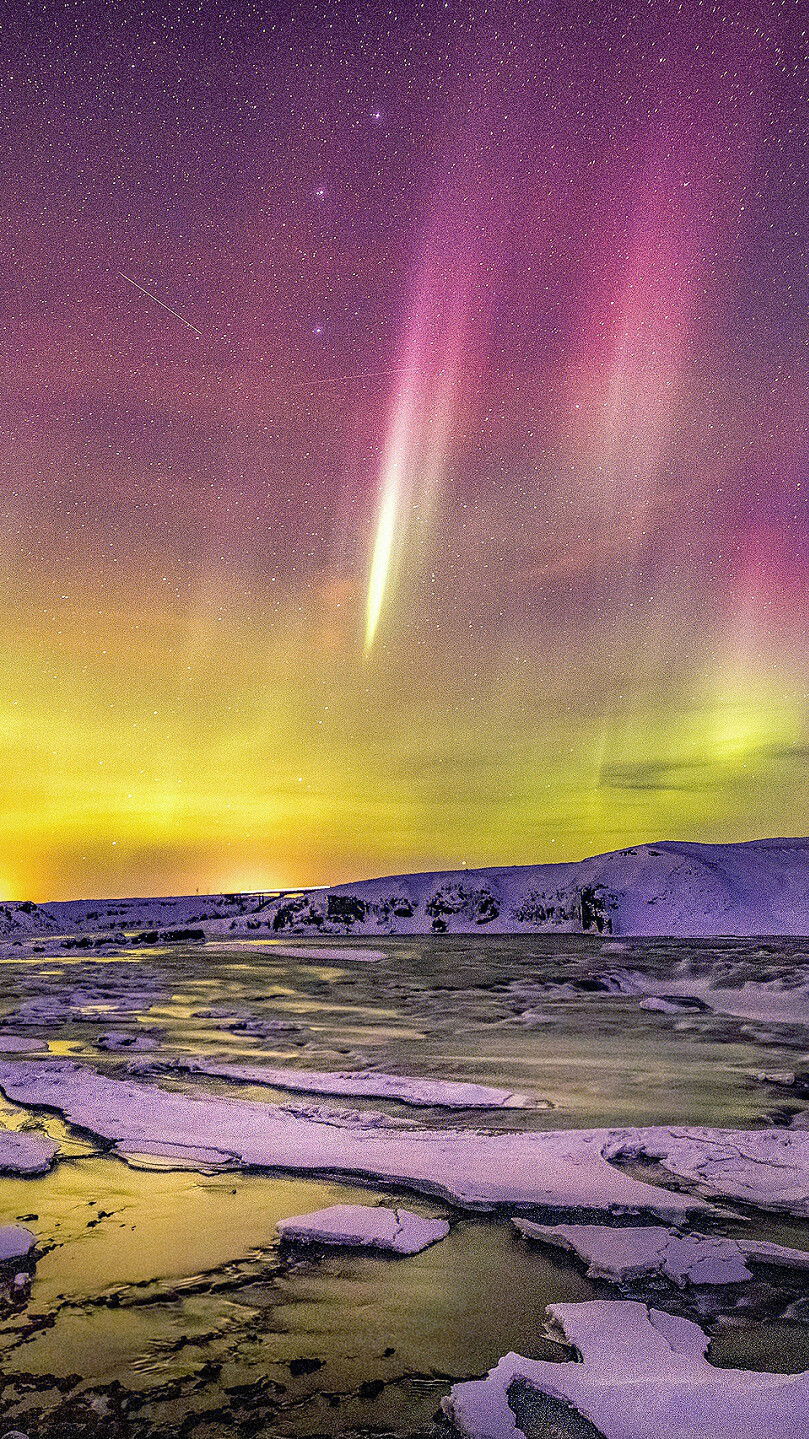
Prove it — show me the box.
[118,273,204,337]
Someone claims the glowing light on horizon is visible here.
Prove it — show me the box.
[3,7,808,900]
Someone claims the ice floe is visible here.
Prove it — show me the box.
[0,1226,37,1264]
[277,1203,449,1253]
[512,1221,809,1286]
[640,995,712,1014]
[167,1059,533,1109]
[443,1299,809,1438]
[0,1128,58,1174]
[513,1221,752,1285]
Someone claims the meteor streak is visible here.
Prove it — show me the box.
[118,273,204,336]
[318,369,403,387]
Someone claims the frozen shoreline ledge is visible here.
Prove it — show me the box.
[6,1061,809,1218]
[443,1299,809,1439]
[160,1058,534,1110]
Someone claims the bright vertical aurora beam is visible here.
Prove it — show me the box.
[360,91,498,658]
[363,335,459,653]
[363,239,473,654]
[364,396,411,652]
[363,255,439,656]
[361,92,523,655]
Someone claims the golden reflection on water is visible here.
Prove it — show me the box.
[5,935,809,1432]
[1,1156,596,1409]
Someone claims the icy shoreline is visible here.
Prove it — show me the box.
[7,1060,809,1219]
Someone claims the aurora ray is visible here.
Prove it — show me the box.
[0,1,807,898]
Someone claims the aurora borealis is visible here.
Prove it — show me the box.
[3,0,809,901]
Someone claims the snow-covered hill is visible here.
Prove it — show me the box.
[215,838,809,938]
[0,892,267,943]
[8,836,809,940]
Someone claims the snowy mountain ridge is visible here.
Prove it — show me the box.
[235,837,809,938]
[9,836,809,938]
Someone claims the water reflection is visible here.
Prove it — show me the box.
[3,934,809,1433]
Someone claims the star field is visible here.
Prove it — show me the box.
[2,0,809,898]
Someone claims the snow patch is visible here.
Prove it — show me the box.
[168,1059,534,1109]
[277,1203,449,1253]
[443,1299,809,1439]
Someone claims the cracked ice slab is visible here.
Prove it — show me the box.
[0,1062,698,1216]
[512,1222,809,1285]
[171,1059,533,1109]
[604,1127,809,1216]
[512,1222,755,1285]
[10,1062,809,1218]
[0,1128,58,1175]
[277,1203,449,1253]
[443,1300,809,1439]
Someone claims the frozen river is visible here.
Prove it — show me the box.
[3,934,809,1436]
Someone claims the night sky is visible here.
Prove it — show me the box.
[3,0,809,900]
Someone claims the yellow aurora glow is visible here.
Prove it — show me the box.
[5,6,809,900]
[1,560,806,902]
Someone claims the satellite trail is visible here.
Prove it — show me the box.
[118,273,204,336]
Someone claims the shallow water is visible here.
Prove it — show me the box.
[2,934,809,1435]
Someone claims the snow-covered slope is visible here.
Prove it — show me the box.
[10,836,809,939]
[212,837,809,938]
[0,892,270,941]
